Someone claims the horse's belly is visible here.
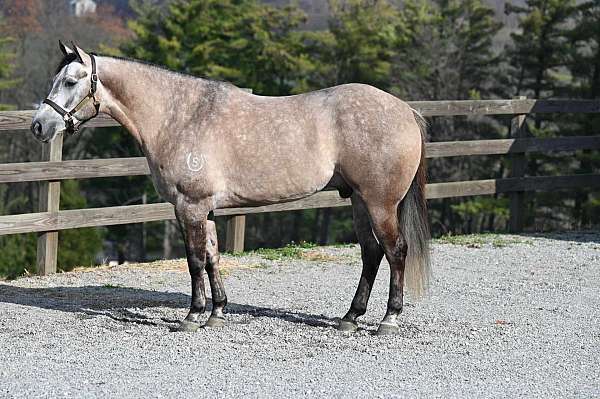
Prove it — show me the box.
[218,160,335,208]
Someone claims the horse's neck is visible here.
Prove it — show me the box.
[97,57,209,149]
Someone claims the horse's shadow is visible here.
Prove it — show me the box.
[0,284,339,329]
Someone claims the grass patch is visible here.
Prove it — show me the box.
[219,268,231,278]
[434,233,533,248]
[229,242,338,262]
[248,262,271,269]
[254,245,306,260]
[102,283,122,289]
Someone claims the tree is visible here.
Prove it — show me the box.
[124,0,312,95]
[0,16,18,110]
[563,0,600,227]
[392,0,502,100]
[503,0,579,229]
[324,0,399,89]
[504,0,577,100]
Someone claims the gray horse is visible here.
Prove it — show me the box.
[31,42,430,335]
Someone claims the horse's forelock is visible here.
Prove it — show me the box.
[55,53,80,75]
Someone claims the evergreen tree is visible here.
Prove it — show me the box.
[504,0,577,99]
[325,0,399,89]
[565,0,600,226]
[0,16,18,110]
[504,0,579,229]
[393,0,502,100]
[124,0,312,95]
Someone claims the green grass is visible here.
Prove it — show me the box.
[102,283,122,289]
[434,233,533,248]
[228,242,318,260]
[254,245,307,260]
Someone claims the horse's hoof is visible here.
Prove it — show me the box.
[175,320,200,332]
[376,322,399,336]
[337,320,358,333]
[204,316,225,328]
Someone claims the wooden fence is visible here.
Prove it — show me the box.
[1,98,599,275]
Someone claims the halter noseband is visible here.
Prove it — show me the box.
[43,53,100,134]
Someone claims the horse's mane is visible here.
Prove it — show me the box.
[101,55,231,85]
[54,52,232,86]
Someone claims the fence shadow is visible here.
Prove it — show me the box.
[0,284,338,329]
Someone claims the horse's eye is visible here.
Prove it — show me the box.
[64,79,77,87]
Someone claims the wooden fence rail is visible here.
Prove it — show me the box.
[1,98,599,275]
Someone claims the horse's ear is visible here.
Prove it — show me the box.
[59,40,74,56]
[70,41,85,64]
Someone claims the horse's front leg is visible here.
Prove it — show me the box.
[204,220,227,328]
[175,204,209,332]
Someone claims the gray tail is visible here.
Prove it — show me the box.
[399,110,431,297]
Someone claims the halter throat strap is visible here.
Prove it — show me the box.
[43,53,100,134]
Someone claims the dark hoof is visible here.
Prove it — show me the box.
[204,316,225,328]
[376,322,399,336]
[175,320,200,332]
[337,320,358,333]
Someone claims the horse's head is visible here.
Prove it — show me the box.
[31,41,100,142]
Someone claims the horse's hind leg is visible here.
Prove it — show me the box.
[338,194,384,332]
[204,221,227,328]
[365,200,408,335]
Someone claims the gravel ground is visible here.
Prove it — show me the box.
[0,232,598,398]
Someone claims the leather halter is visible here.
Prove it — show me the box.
[43,53,100,134]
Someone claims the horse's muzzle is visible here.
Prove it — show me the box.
[30,120,45,141]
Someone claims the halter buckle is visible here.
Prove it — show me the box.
[91,74,98,83]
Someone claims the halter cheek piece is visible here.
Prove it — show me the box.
[43,53,100,134]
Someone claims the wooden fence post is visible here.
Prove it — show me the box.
[225,215,246,253]
[37,133,63,275]
[509,96,527,233]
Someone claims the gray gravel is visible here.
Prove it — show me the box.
[1,232,599,398]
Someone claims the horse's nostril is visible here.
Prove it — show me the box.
[31,121,42,137]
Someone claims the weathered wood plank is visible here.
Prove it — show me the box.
[1,175,598,236]
[411,99,600,116]
[0,110,119,131]
[425,136,600,158]
[0,157,150,183]
[4,100,600,131]
[425,174,600,199]
[36,133,63,275]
